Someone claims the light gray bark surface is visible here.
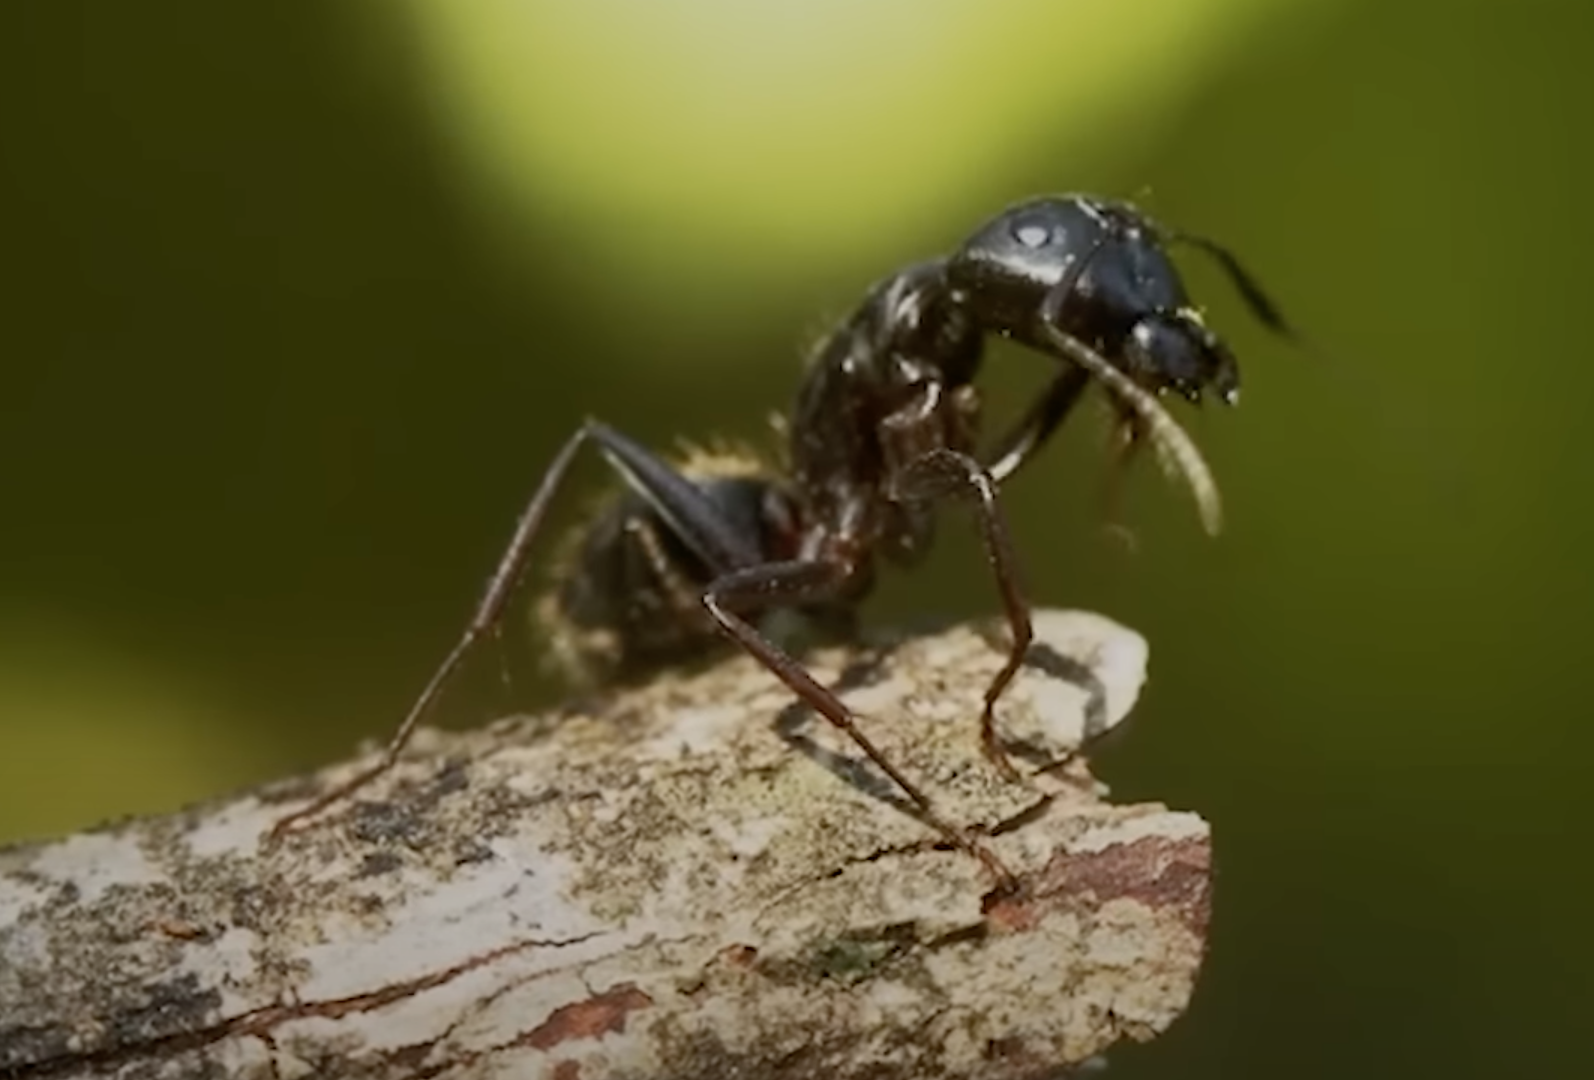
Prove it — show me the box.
[0,610,1211,1079]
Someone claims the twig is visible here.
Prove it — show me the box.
[0,610,1210,1080]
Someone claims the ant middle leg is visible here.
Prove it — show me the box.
[888,449,1034,782]
[702,560,1018,888]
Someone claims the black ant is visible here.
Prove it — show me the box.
[268,195,1303,887]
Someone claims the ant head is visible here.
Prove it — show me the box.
[945,197,1100,328]
[1125,310,1241,406]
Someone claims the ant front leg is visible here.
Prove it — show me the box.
[985,363,1091,484]
[267,418,756,844]
[888,449,1034,783]
[702,560,1018,889]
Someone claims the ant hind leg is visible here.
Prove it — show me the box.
[266,419,752,844]
[703,559,1018,889]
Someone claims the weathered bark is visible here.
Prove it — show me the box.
[0,610,1210,1080]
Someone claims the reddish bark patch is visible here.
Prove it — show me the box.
[719,944,758,968]
[984,892,1043,933]
[990,834,1212,938]
[552,1060,582,1080]
[523,983,654,1050]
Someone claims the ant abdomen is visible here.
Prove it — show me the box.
[539,449,800,684]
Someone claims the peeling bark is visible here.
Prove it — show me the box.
[0,610,1211,1080]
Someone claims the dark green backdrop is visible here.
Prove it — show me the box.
[3,2,1590,1077]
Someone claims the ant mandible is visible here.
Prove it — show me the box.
[268,195,1304,887]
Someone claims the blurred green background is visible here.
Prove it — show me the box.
[2,0,1590,1076]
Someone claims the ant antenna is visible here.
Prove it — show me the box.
[1169,231,1323,359]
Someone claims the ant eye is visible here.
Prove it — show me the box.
[1012,218,1053,249]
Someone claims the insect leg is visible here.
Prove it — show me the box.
[1098,415,1145,551]
[984,363,1091,483]
[889,449,1033,782]
[702,560,1018,888]
[267,419,752,843]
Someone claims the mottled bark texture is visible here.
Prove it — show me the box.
[0,610,1210,1080]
